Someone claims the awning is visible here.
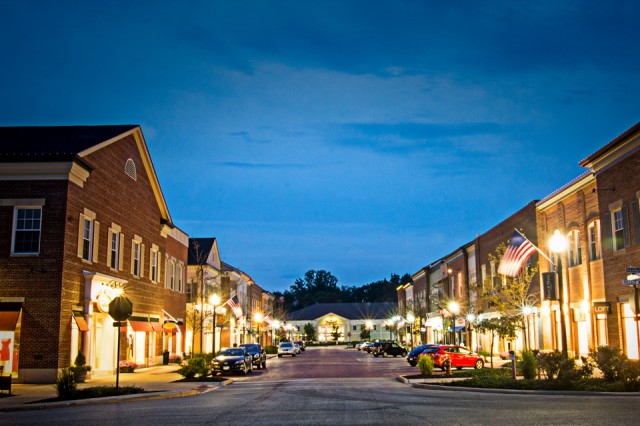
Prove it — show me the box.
[72,311,89,332]
[450,325,466,332]
[0,302,22,331]
[128,320,153,332]
[150,322,167,333]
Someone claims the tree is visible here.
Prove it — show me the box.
[330,324,342,343]
[360,324,371,341]
[477,231,538,354]
[303,322,317,341]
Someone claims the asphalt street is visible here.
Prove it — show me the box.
[2,346,639,425]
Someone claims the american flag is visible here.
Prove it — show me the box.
[225,295,243,318]
[263,313,273,326]
[498,229,537,277]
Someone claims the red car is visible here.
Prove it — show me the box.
[420,345,484,370]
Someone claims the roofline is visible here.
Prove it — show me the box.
[579,121,640,168]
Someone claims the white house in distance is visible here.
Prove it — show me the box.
[284,303,398,343]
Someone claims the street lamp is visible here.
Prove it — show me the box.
[406,312,415,348]
[209,294,220,354]
[254,312,263,345]
[466,313,476,352]
[449,301,460,346]
[549,229,569,358]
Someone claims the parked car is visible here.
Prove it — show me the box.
[211,347,253,375]
[278,342,297,357]
[406,344,437,367]
[420,345,484,370]
[373,341,408,358]
[294,340,306,351]
[293,342,301,354]
[355,341,370,351]
[363,342,376,353]
[239,343,267,369]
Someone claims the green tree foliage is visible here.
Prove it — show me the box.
[303,322,317,341]
[282,270,410,311]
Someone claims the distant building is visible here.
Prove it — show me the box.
[285,303,398,343]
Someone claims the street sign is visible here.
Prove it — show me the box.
[542,272,557,300]
[622,280,640,286]
[626,267,640,274]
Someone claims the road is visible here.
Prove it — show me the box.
[3,346,639,425]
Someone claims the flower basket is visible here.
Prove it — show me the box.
[119,361,137,373]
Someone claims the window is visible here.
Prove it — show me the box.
[588,221,601,261]
[12,207,42,254]
[353,325,357,331]
[166,259,175,290]
[131,240,142,277]
[150,247,159,283]
[108,225,123,270]
[614,209,625,251]
[567,230,582,267]
[77,210,99,262]
[176,263,184,292]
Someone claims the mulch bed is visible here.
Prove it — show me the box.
[173,376,228,383]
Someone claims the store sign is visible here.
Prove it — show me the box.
[91,282,124,313]
[542,272,557,300]
[593,302,611,315]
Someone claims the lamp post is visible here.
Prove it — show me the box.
[406,312,415,348]
[254,312,263,345]
[449,301,460,346]
[550,229,569,359]
[209,294,220,354]
[466,313,476,352]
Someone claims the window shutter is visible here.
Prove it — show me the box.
[77,215,84,258]
[130,241,135,275]
[603,212,612,253]
[157,253,162,284]
[141,244,145,278]
[119,233,125,271]
[93,221,100,263]
[623,205,631,248]
[632,200,640,245]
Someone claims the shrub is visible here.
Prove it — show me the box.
[169,354,182,364]
[177,356,208,378]
[537,350,563,380]
[55,368,77,398]
[265,345,278,354]
[589,346,640,382]
[520,350,537,380]
[417,355,434,377]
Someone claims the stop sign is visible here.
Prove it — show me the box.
[108,296,133,321]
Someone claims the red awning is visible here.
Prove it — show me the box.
[150,322,166,333]
[0,302,22,331]
[128,320,153,332]
[72,314,89,332]
[176,324,186,333]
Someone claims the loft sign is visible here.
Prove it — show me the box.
[592,302,611,315]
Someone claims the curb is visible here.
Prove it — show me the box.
[399,376,640,397]
[0,381,231,413]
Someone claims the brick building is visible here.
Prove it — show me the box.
[579,122,640,359]
[0,125,187,383]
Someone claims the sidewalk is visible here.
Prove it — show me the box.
[0,364,227,412]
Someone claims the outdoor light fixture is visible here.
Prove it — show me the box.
[209,294,220,354]
[449,301,460,346]
[406,312,415,347]
[254,312,263,345]
[549,229,569,358]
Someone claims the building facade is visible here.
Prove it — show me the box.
[0,126,187,383]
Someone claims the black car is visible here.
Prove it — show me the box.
[406,344,438,367]
[239,343,267,369]
[373,342,407,358]
[211,347,253,375]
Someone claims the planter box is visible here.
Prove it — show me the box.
[119,367,135,373]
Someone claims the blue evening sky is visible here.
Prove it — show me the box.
[1,1,639,292]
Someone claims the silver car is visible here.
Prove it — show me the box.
[278,342,296,357]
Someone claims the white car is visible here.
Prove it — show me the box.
[293,343,301,354]
[278,342,296,357]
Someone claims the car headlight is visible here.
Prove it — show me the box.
[254,354,259,359]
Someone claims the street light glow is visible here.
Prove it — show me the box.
[549,229,567,252]
[406,312,415,323]
[209,294,220,306]
[449,301,460,315]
